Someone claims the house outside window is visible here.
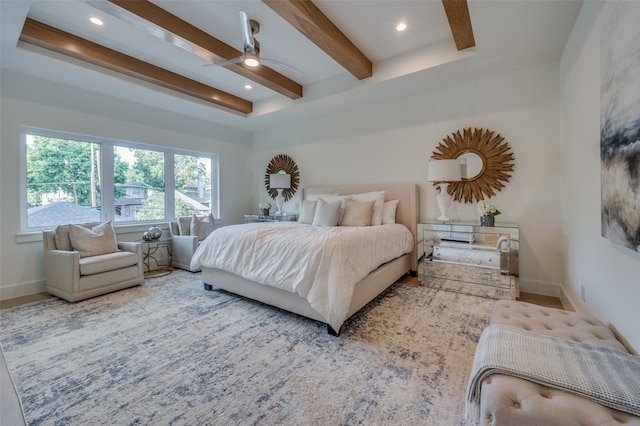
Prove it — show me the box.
[22,127,218,230]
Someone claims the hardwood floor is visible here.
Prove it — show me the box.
[0,292,54,309]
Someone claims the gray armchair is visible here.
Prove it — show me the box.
[43,222,144,302]
[169,218,201,272]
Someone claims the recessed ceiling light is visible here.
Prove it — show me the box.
[244,84,252,90]
[396,22,407,32]
[90,17,104,26]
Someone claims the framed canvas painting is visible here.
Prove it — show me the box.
[600,1,640,253]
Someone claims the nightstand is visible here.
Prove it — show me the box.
[244,213,298,223]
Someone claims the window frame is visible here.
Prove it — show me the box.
[20,126,219,232]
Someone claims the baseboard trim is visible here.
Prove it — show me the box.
[519,279,563,299]
[0,279,46,301]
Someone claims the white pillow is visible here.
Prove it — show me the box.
[312,199,341,226]
[382,200,399,225]
[190,213,215,241]
[350,191,385,226]
[306,193,338,201]
[68,221,118,258]
[340,200,375,226]
[298,200,317,224]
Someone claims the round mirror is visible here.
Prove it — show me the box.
[457,151,485,180]
[264,154,299,201]
[431,128,514,203]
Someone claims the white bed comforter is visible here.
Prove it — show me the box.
[190,222,413,330]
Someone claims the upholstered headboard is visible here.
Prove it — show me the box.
[302,183,419,273]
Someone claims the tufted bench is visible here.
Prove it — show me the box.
[475,300,640,426]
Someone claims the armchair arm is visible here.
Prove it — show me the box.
[44,249,81,295]
[171,235,199,269]
[117,241,144,275]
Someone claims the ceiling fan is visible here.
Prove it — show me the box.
[204,11,302,77]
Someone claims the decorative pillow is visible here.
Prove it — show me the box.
[190,213,215,241]
[382,200,399,225]
[298,200,317,224]
[177,217,192,236]
[312,199,341,227]
[306,193,338,201]
[350,191,385,226]
[340,200,375,226]
[314,195,352,224]
[68,221,118,258]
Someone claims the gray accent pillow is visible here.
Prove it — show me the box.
[177,216,192,236]
[68,221,118,258]
[311,199,341,227]
[190,213,215,241]
[298,200,317,224]
[340,200,375,226]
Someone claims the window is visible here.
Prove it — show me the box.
[22,127,218,230]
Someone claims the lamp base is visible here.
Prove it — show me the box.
[435,183,453,221]
[274,189,284,216]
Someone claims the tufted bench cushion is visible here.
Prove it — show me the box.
[476,300,640,426]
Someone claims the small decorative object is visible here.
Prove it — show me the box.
[477,200,501,227]
[142,230,154,241]
[259,202,271,217]
[148,226,162,239]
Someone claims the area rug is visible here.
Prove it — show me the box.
[0,270,495,425]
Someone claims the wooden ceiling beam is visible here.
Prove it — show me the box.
[89,0,302,99]
[19,18,253,114]
[442,0,476,51]
[262,0,372,80]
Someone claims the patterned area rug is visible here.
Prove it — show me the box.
[0,270,495,425]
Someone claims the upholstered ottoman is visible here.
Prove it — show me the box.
[473,300,640,426]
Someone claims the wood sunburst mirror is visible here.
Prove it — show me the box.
[431,128,514,203]
[264,154,300,201]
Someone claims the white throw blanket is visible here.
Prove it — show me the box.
[191,222,414,331]
[466,324,640,423]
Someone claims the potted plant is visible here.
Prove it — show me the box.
[259,202,271,217]
[477,200,501,227]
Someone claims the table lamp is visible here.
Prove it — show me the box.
[427,159,462,221]
[270,173,291,216]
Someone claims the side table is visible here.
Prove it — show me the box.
[137,237,173,278]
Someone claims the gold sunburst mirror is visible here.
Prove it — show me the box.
[431,128,514,203]
[264,154,299,201]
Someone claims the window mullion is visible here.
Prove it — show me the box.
[165,152,175,220]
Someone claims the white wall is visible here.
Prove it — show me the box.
[250,63,566,298]
[0,71,252,300]
[560,1,640,352]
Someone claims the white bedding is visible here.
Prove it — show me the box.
[190,222,414,331]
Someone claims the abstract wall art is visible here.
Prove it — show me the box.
[600,1,640,253]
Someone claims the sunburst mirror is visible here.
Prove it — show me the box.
[431,128,515,203]
[264,154,299,201]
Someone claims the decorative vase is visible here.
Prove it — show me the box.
[261,208,270,217]
[149,226,162,239]
[142,230,154,241]
[480,215,495,227]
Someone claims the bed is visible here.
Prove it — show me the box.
[190,183,419,335]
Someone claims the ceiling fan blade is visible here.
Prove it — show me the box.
[202,56,243,67]
[261,58,303,78]
[239,10,254,51]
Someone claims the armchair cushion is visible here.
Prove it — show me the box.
[79,251,140,276]
[69,221,118,258]
[177,217,192,236]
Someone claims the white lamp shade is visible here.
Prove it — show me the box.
[427,160,462,182]
[270,173,291,189]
